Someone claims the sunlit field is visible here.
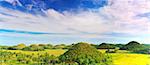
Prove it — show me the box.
[99,50,150,65]
[1,49,150,65]
[111,53,150,65]
[1,49,66,56]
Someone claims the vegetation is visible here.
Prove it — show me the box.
[98,43,116,49]
[0,41,150,65]
[1,49,150,65]
[7,43,26,50]
[0,51,58,65]
[121,41,150,54]
[0,42,113,65]
[106,47,119,53]
[59,42,112,65]
[121,41,142,50]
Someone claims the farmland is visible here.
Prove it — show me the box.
[0,42,150,65]
[1,49,150,65]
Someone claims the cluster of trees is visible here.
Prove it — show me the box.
[0,43,72,51]
[96,41,150,54]
[0,41,149,54]
[0,42,112,65]
[123,41,150,54]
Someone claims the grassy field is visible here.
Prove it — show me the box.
[99,50,150,65]
[1,49,150,65]
[111,53,150,65]
[1,49,66,56]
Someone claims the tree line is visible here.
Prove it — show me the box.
[0,41,149,54]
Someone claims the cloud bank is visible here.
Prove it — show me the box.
[0,0,150,45]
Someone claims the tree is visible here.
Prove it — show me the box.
[134,48,150,54]
[129,43,150,54]
[59,42,112,65]
[42,44,53,49]
[122,41,144,51]
[44,44,53,49]
[98,43,116,49]
[22,44,44,51]
[38,44,53,49]
[115,44,125,50]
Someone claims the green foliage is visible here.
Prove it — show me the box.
[120,41,150,54]
[133,44,150,54]
[59,42,112,65]
[0,46,9,50]
[17,43,26,49]
[53,44,66,49]
[0,51,59,65]
[63,45,72,49]
[115,44,125,50]
[1,42,150,65]
[98,43,116,49]
[91,44,99,49]
[106,47,119,53]
[8,43,26,50]
[122,41,144,51]
[22,46,44,51]
[22,44,44,51]
[6,43,72,51]
[38,44,53,49]
[44,44,53,49]
[134,48,150,54]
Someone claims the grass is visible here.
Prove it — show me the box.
[98,49,150,65]
[1,49,66,56]
[111,53,150,65]
[1,49,150,65]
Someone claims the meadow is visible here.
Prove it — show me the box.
[1,49,150,65]
[1,42,150,65]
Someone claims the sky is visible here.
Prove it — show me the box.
[0,0,150,45]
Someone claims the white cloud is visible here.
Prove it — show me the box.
[0,0,150,43]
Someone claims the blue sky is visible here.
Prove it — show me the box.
[0,0,150,45]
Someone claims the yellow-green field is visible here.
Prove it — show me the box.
[1,49,66,56]
[111,53,150,65]
[1,49,150,65]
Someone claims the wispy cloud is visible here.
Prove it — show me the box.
[0,0,150,45]
[137,12,150,19]
[0,29,52,35]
